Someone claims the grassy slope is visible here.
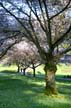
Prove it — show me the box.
[0,64,71,108]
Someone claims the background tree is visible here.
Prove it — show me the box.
[6,41,40,76]
[0,0,71,95]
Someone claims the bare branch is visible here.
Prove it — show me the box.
[0,2,34,40]
[60,47,71,55]
[28,10,43,52]
[50,0,71,20]
[53,25,71,48]
[0,29,20,33]
[38,0,47,28]
[26,0,46,32]
[43,0,52,48]
[29,63,41,69]
[7,0,30,17]
[0,40,20,59]
[1,33,20,41]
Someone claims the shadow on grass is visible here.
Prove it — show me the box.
[58,84,71,95]
[56,74,71,84]
[0,70,17,74]
[56,75,71,95]
[0,72,71,108]
[0,73,44,93]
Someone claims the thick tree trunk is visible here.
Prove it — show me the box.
[44,63,58,95]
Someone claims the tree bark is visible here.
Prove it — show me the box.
[44,62,58,95]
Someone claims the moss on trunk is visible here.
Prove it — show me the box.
[44,63,58,95]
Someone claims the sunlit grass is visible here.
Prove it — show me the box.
[0,63,71,108]
[0,73,71,108]
[56,64,71,75]
[0,63,71,76]
[0,64,17,72]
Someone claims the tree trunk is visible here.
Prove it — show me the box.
[44,63,58,95]
[17,64,20,73]
[23,68,26,76]
[32,64,36,77]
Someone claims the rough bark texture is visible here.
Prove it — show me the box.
[44,62,58,95]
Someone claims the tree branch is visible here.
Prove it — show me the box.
[0,29,20,33]
[53,25,71,48]
[38,0,47,29]
[0,32,21,48]
[50,0,71,20]
[7,0,30,17]
[0,40,20,59]
[28,10,44,52]
[0,2,34,40]
[26,0,46,32]
[60,47,71,55]
[43,0,52,49]
[29,63,41,69]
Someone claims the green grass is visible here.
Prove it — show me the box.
[0,64,71,108]
[0,64,17,72]
[0,73,71,108]
[27,63,71,75]
[57,64,71,75]
[0,63,71,76]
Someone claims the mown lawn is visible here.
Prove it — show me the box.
[0,73,71,108]
[0,64,71,108]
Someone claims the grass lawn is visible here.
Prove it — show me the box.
[0,64,71,108]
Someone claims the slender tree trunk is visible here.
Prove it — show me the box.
[23,68,26,76]
[44,62,58,95]
[17,64,20,73]
[32,64,36,77]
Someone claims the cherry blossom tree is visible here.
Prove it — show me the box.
[0,0,71,95]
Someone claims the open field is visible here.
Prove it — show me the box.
[0,64,71,108]
[0,73,71,108]
[0,63,71,75]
